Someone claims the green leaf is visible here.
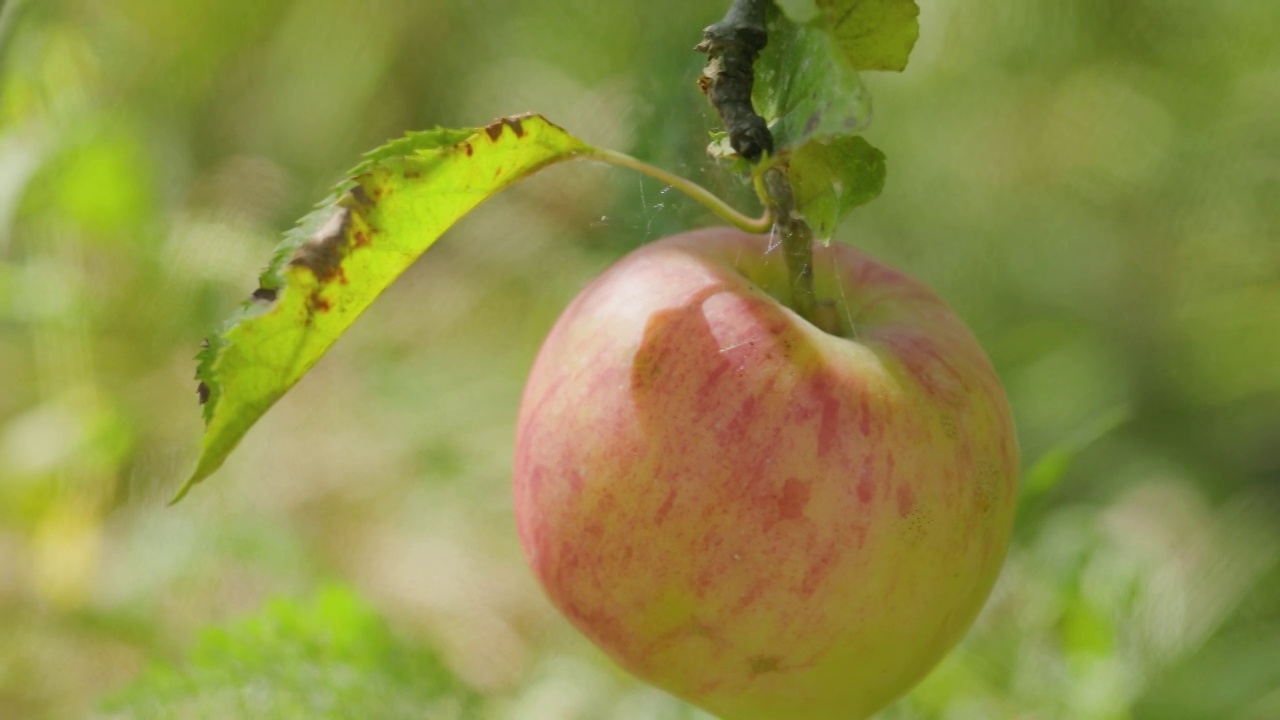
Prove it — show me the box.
[774,0,821,24]
[177,114,590,502]
[775,0,920,73]
[787,135,886,240]
[753,10,874,153]
[752,8,896,241]
[101,586,479,719]
[812,0,921,72]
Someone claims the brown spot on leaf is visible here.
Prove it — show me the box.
[197,382,210,405]
[290,208,350,282]
[483,115,528,141]
[403,169,421,179]
[312,296,332,313]
[345,182,373,210]
[463,142,473,156]
[251,286,278,303]
[354,230,370,247]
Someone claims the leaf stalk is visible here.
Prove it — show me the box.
[583,146,772,235]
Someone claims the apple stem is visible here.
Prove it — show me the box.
[760,165,834,333]
[583,146,832,333]
[689,0,836,335]
[583,146,773,235]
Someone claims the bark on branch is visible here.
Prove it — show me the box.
[696,0,773,161]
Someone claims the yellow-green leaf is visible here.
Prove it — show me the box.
[176,114,589,502]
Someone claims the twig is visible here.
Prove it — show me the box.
[696,2,829,332]
[695,0,773,161]
[763,165,822,330]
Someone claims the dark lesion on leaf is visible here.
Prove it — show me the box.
[195,337,213,405]
[251,286,278,303]
[286,184,378,319]
[483,114,530,142]
[289,206,351,283]
[345,182,374,211]
[805,112,822,135]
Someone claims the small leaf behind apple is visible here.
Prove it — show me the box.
[788,136,886,241]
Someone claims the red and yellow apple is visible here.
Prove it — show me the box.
[513,227,1018,719]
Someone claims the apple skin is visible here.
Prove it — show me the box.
[513,227,1018,719]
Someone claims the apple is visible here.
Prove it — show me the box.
[512,227,1018,719]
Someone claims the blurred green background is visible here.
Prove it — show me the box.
[1,0,1278,718]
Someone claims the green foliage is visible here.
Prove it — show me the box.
[787,136,885,239]
[773,0,920,72]
[810,0,920,72]
[752,11,872,149]
[883,488,1280,719]
[751,1,916,239]
[102,586,480,719]
[1020,406,1129,505]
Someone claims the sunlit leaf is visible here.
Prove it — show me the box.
[177,114,590,502]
